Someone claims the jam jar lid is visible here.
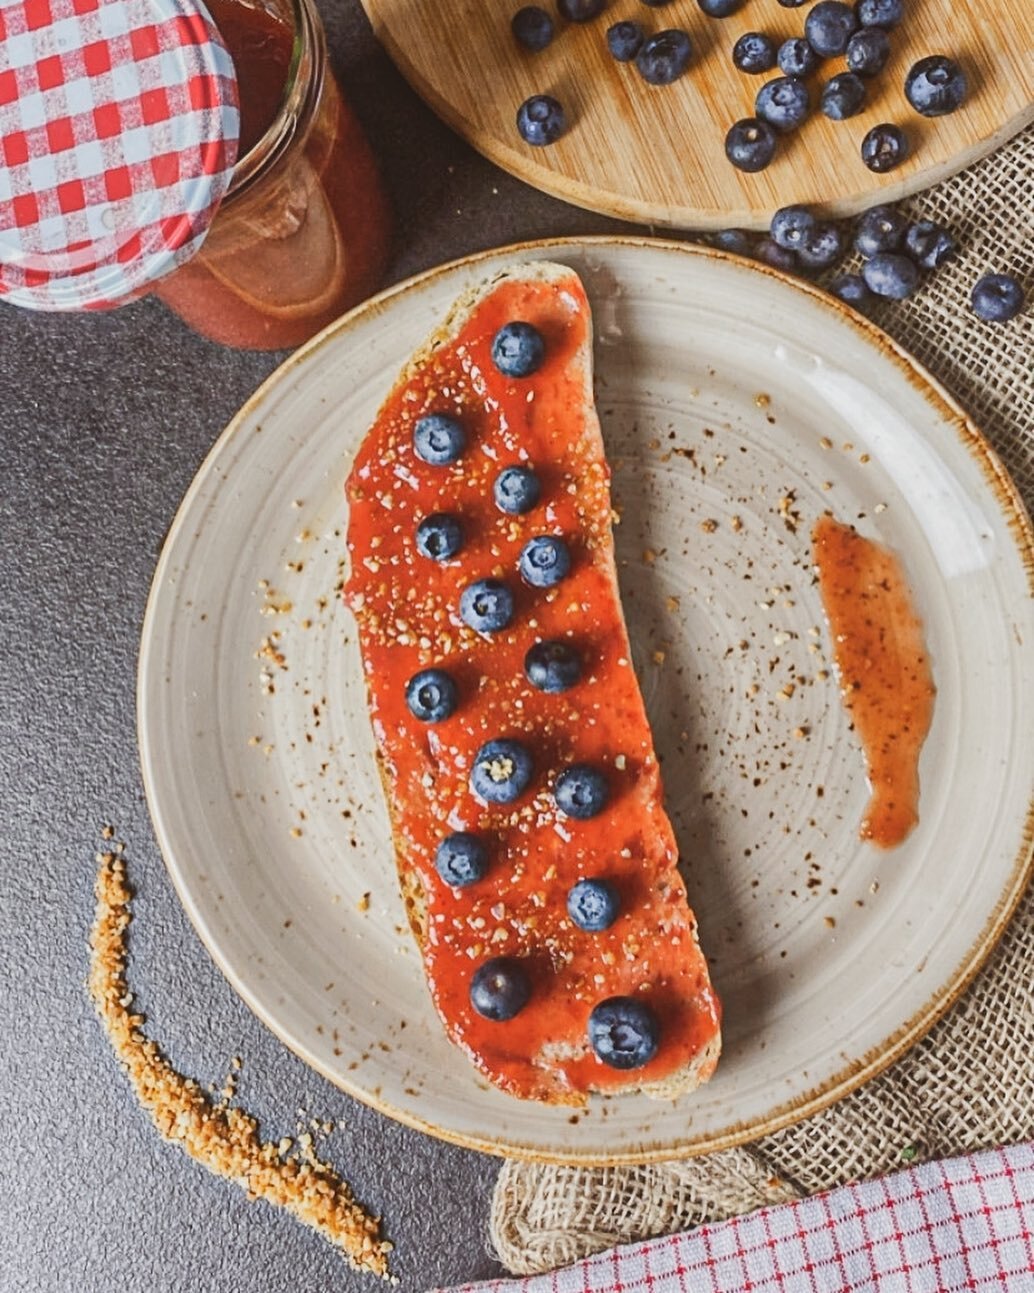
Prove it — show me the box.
[0,0,240,311]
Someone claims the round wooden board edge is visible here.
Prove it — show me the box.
[360,8,1034,231]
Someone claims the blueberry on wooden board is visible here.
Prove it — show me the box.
[905,55,967,117]
[511,5,554,50]
[516,95,566,146]
[725,118,778,172]
[856,0,903,28]
[697,0,743,17]
[777,37,819,79]
[845,26,890,76]
[558,0,605,21]
[733,31,777,75]
[821,72,867,120]
[861,122,908,171]
[636,29,693,84]
[607,19,645,61]
[806,1,858,57]
[756,76,811,132]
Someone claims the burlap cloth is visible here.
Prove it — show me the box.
[491,125,1034,1276]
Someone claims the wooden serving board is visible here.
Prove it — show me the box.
[360,0,1034,230]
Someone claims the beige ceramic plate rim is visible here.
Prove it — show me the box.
[139,235,1034,1164]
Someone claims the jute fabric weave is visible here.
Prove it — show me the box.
[491,125,1034,1277]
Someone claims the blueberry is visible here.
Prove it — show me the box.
[805,1,858,57]
[435,832,488,887]
[413,412,466,465]
[415,512,463,562]
[494,465,541,514]
[777,37,818,79]
[554,764,609,819]
[696,0,742,16]
[821,72,867,120]
[516,95,566,146]
[770,204,816,250]
[587,996,659,1069]
[492,320,547,375]
[854,204,907,258]
[797,221,846,271]
[970,273,1025,323]
[640,0,675,5]
[460,578,515,633]
[511,5,554,50]
[862,252,920,299]
[905,55,966,117]
[567,878,620,931]
[733,31,776,75]
[709,228,755,256]
[724,118,778,172]
[636,29,693,85]
[861,122,908,172]
[855,0,903,27]
[777,0,809,6]
[903,220,955,271]
[470,739,534,804]
[829,273,873,306]
[607,20,644,61]
[755,77,811,133]
[558,0,604,20]
[845,26,889,76]
[524,639,582,692]
[754,237,798,273]
[470,957,531,1021]
[519,535,571,587]
[405,668,458,722]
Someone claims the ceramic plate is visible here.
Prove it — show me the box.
[139,238,1034,1163]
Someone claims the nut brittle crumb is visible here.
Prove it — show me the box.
[87,847,392,1279]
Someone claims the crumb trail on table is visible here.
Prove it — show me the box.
[87,846,392,1279]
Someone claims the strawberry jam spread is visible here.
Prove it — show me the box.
[813,515,936,849]
[345,270,720,1104]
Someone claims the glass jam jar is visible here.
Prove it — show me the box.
[153,0,391,350]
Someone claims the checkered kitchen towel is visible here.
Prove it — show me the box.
[445,1142,1034,1293]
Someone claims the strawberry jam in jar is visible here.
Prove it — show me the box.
[154,0,391,349]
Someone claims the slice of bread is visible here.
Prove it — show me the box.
[345,262,721,1105]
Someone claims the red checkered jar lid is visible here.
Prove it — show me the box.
[0,0,240,310]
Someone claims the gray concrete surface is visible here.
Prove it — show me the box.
[0,4,646,1289]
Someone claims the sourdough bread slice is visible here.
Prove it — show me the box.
[345,262,721,1105]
